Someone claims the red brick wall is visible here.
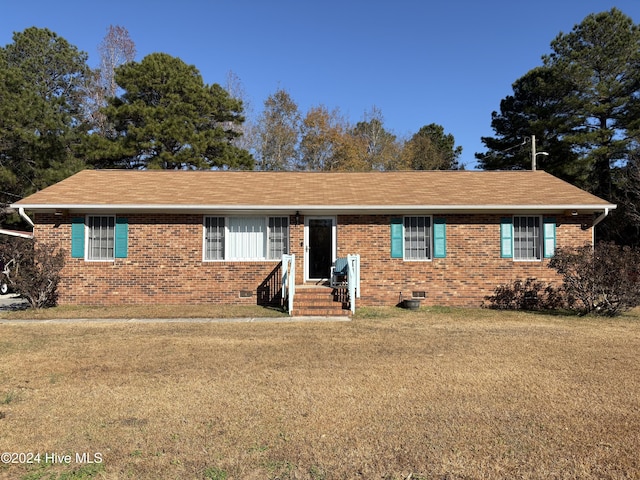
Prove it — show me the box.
[34,212,594,308]
[36,213,289,306]
[337,214,593,307]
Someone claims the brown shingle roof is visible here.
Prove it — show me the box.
[13,169,614,212]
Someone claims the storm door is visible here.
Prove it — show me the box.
[304,217,336,281]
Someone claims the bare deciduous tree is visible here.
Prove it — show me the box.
[84,25,136,134]
[255,88,300,170]
[99,25,136,99]
[351,106,401,171]
[225,70,255,154]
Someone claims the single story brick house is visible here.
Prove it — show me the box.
[12,169,615,313]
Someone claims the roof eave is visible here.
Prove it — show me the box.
[13,203,617,215]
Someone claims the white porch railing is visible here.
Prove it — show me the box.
[283,253,359,315]
[281,254,295,315]
[346,254,361,314]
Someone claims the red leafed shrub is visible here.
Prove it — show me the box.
[485,243,640,316]
[0,237,65,308]
[549,242,640,316]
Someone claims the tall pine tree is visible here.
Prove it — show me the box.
[91,53,253,170]
[0,27,88,208]
[477,8,640,198]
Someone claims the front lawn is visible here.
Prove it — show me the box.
[0,308,638,479]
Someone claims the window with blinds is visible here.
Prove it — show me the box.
[513,216,541,260]
[204,216,289,261]
[87,216,115,261]
[404,216,432,260]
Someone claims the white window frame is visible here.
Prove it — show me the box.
[513,215,542,261]
[403,215,432,261]
[203,217,225,261]
[268,216,290,260]
[86,215,115,262]
[203,216,289,262]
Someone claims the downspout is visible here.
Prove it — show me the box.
[18,207,35,228]
[591,207,609,245]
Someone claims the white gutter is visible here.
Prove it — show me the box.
[18,207,35,228]
[592,207,610,245]
[0,228,33,239]
[12,203,617,213]
[592,207,610,228]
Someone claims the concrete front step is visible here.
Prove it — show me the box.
[293,309,350,316]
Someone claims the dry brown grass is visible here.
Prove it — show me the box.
[0,307,639,479]
[0,303,288,320]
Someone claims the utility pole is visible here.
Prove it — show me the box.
[531,135,548,170]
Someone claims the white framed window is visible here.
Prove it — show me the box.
[404,216,432,260]
[513,216,541,261]
[87,215,115,261]
[204,217,225,260]
[268,216,289,259]
[203,216,289,261]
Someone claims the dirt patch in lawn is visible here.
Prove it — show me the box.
[0,308,638,479]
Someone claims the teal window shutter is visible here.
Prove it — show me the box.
[543,217,556,258]
[71,217,85,258]
[115,217,129,258]
[500,217,513,258]
[390,218,403,258]
[433,217,446,258]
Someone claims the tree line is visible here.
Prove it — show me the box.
[250,94,462,172]
[2,8,640,244]
[0,25,462,215]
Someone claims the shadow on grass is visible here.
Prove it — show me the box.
[353,305,459,319]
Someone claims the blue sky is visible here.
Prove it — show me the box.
[2,1,640,169]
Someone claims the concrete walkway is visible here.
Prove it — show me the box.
[0,294,352,324]
[0,293,27,310]
[0,316,351,324]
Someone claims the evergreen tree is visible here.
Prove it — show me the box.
[477,8,640,199]
[544,8,640,200]
[476,66,584,183]
[91,53,253,170]
[401,124,462,170]
[0,27,88,208]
